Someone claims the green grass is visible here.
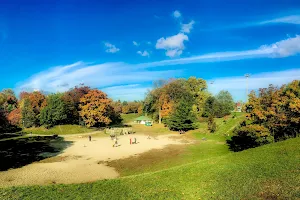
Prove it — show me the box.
[121,113,140,123]
[23,125,95,135]
[105,113,245,176]
[1,137,299,199]
[214,112,246,136]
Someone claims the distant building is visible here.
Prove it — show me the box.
[134,116,153,125]
[235,102,242,112]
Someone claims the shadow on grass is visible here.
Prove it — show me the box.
[0,132,25,140]
[0,136,72,171]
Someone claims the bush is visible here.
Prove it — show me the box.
[207,115,217,133]
[227,124,273,152]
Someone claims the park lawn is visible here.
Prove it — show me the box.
[105,134,230,176]
[214,112,247,136]
[121,113,140,123]
[23,125,95,135]
[1,136,299,200]
[132,123,176,136]
[107,113,246,176]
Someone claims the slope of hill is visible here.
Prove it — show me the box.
[1,136,299,200]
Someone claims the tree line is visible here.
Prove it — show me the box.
[0,86,126,131]
[228,80,300,151]
[143,77,235,131]
[0,77,236,133]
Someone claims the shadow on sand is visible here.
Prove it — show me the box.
[0,136,72,171]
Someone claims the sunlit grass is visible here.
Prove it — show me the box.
[1,137,299,199]
[23,125,95,135]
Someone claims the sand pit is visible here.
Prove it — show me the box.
[0,134,189,187]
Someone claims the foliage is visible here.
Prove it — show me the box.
[0,109,9,133]
[143,77,210,125]
[215,90,235,116]
[21,99,36,128]
[7,108,21,126]
[245,81,300,141]
[79,89,121,127]
[227,124,273,152]
[207,115,217,132]
[20,91,47,126]
[62,85,91,124]
[166,97,198,131]
[0,89,18,113]
[40,94,68,127]
[203,90,235,118]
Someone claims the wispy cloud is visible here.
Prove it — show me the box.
[209,69,300,101]
[259,15,300,25]
[102,84,150,100]
[133,41,139,46]
[137,50,150,57]
[17,36,300,100]
[17,62,181,98]
[104,42,120,53]
[204,14,300,31]
[150,35,300,67]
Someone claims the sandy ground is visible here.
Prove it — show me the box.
[0,134,189,187]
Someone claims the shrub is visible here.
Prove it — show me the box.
[207,115,217,133]
[227,124,273,152]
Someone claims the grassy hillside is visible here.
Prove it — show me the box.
[121,113,140,123]
[23,125,94,135]
[1,137,299,199]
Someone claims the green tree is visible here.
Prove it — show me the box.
[215,90,235,117]
[0,89,18,113]
[166,97,198,131]
[40,94,68,127]
[21,99,35,128]
[207,115,217,133]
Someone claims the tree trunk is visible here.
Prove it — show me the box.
[159,107,162,124]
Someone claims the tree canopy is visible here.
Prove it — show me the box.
[79,89,121,127]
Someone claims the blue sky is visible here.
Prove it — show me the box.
[1,0,300,101]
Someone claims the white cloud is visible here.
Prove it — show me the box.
[133,41,139,46]
[147,41,152,45]
[156,33,188,57]
[173,10,181,18]
[260,15,300,25]
[104,42,120,53]
[137,50,150,57]
[209,69,300,101]
[102,84,149,101]
[181,20,195,33]
[261,35,300,57]
[147,35,300,67]
[17,36,300,100]
[17,62,181,99]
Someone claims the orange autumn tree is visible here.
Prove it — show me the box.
[7,108,21,126]
[79,89,117,127]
